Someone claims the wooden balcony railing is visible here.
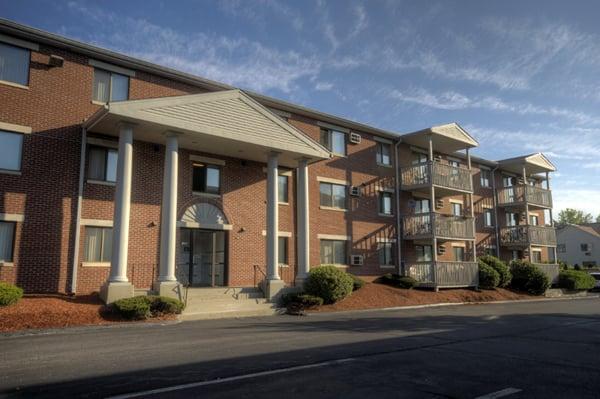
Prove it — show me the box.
[497,185,552,208]
[499,225,557,246]
[400,161,473,192]
[406,261,479,288]
[403,213,475,240]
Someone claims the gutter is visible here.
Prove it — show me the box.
[491,165,501,257]
[70,127,87,294]
[394,139,403,275]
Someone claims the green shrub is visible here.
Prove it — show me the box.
[380,273,418,289]
[509,260,550,296]
[558,270,596,290]
[113,295,184,320]
[281,292,324,308]
[304,265,354,304]
[559,261,569,271]
[479,255,511,287]
[350,274,366,291]
[478,262,500,289]
[574,264,582,271]
[0,282,23,306]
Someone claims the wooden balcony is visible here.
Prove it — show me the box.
[400,161,473,193]
[406,261,479,289]
[497,184,553,208]
[499,225,557,247]
[402,213,475,240]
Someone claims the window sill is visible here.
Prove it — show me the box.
[87,179,116,187]
[0,80,29,90]
[330,152,347,158]
[0,169,22,176]
[0,261,14,267]
[91,100,108,106]
[377,163,393,168]
[279,202,290,206]
[278,263,289,268]
[319,206,348,212]
[193,191,221,198]
[82,262,111,267]
[378,213,394,218]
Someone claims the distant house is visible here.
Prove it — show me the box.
[556,224,600,267]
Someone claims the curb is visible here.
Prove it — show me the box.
[307,294,600,317]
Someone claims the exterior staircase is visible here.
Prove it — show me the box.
[180,287,282,321]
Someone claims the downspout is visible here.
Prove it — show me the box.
[70,127,87,295]
[491,166,500,258]
[394,139,403,275]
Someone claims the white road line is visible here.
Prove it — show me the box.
[475,387,522,399]
[106,358,356,399]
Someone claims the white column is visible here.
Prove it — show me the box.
[296,158,310,283]
[109,123,134,283]
[266,152,280,280]
[523,165,531,261]
[467,148,476,262]
[158,132,179,283]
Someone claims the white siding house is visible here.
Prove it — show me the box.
[556,224,600,267]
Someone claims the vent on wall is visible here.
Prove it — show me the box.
[349,132,362,144]
[350,255,364,266]
[437,245,446,255]
[436,199,444,209]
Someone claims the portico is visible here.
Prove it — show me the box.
[85,90,330,303]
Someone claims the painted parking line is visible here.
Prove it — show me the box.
[475,387,522,399]
[107,357,356,399]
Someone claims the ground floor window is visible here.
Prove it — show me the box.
[320,239,347,265]
[378,242,394,266]
[415,245,432,262]
[84,227,113,262]
[531,249,542,263]
[379,192,393,215]
[0,221,15,262]
[278,236,288,265]
[453,246,465,262]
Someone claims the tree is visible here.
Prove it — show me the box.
[596,214,600,223]
[556,208,593,227]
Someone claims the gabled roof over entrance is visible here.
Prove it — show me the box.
[497,153,557,175]
[85,90,331,167]
[400,123,479,154]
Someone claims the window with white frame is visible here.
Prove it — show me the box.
[320,128,346,156]
[416,245,432,262]
[278,236,288,265]
[379,191,393,215]
[414,198,430,214]
[0,222,15,262]
[320,239,347,265]
[319,182,346,209]
[506,212,519,227]
[378,242,394,266]
[93,68,129,103]
[412,152,428,164]
[376,141,391,166]
[484,209,494,227]
[480,168,491,188]
[484,246,496,256]
[451,202,463,217]
[0,42,30,86]
[87,145,118,182]
[453,246,465,262]
[0,130,23,171]
[193,163,220,194]
[581,243,591,252]
[278,175,288,203]
[531,250,542,263]
[529,214,539,226]
[84,226,113,262]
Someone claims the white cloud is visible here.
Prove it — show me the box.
[315,81,333,91]
[349,5,368,38]
[553,188,600,217]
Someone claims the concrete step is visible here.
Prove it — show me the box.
[183,287,264,301]
[180,306,282,321]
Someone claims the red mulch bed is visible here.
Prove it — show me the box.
[311,283,534,313]
[0,294,175,333]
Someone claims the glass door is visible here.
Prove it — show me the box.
[188,230,226,287]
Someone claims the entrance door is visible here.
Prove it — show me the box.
[183,229,226,287]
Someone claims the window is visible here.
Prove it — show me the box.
[0,222,15,262]
[484,209,494,227]
[484,246,496,256]
[0,42,30,86]
[320,240,347,265]
[412,152,428,165]
[278,236,288,265]
[512,250,520,260]
[480,169,491,188]
[453,246,465,262]
[87,145,118,182]
[581,243,591,252]
[416,245,433,262]
[193,164,220,194]
[557,244,566,253]
[379,192,393,215]
[84,227,113,262]
[320,129,346,155]
[378,242,394,266]
[0,130,23,171]
[451,202,463,217]
[93,68,129,103]
[503,176,515,187]
[414,198,430,214]
[376,142,391,166]
[531,250,542,263]
[449,160,460,168]
[506,212,519,227]
[319,182,346,209]
[529,215,539,226]
[278,175,288,203]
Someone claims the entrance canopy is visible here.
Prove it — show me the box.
[84,90,331,168]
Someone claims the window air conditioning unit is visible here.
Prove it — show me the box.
[350,186,361,197]
[349,132,362,144]
[517,177,525,184]
[437,245,446,255]
[436,199,444,209]
[350,254,364,266]
[434,155,442,162]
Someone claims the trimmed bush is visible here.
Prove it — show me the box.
[558,270,596,290]
[304,265,354,304]
[479,255,511,287]
[574,264,582,271]
[380,273,418,289]
[350,274,366,291]
[478,262,500,289]
[113,295,185,320]
[509,260,550,296]
[281,292,324,309]
[0,282,23,306]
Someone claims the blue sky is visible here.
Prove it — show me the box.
[3,0,600,216]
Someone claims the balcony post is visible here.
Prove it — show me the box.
[428,135,437,265]
[522,165,532,261]
[467,148,476,262]
[546,171,557,263]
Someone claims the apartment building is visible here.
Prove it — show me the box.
[0,19,558,302]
